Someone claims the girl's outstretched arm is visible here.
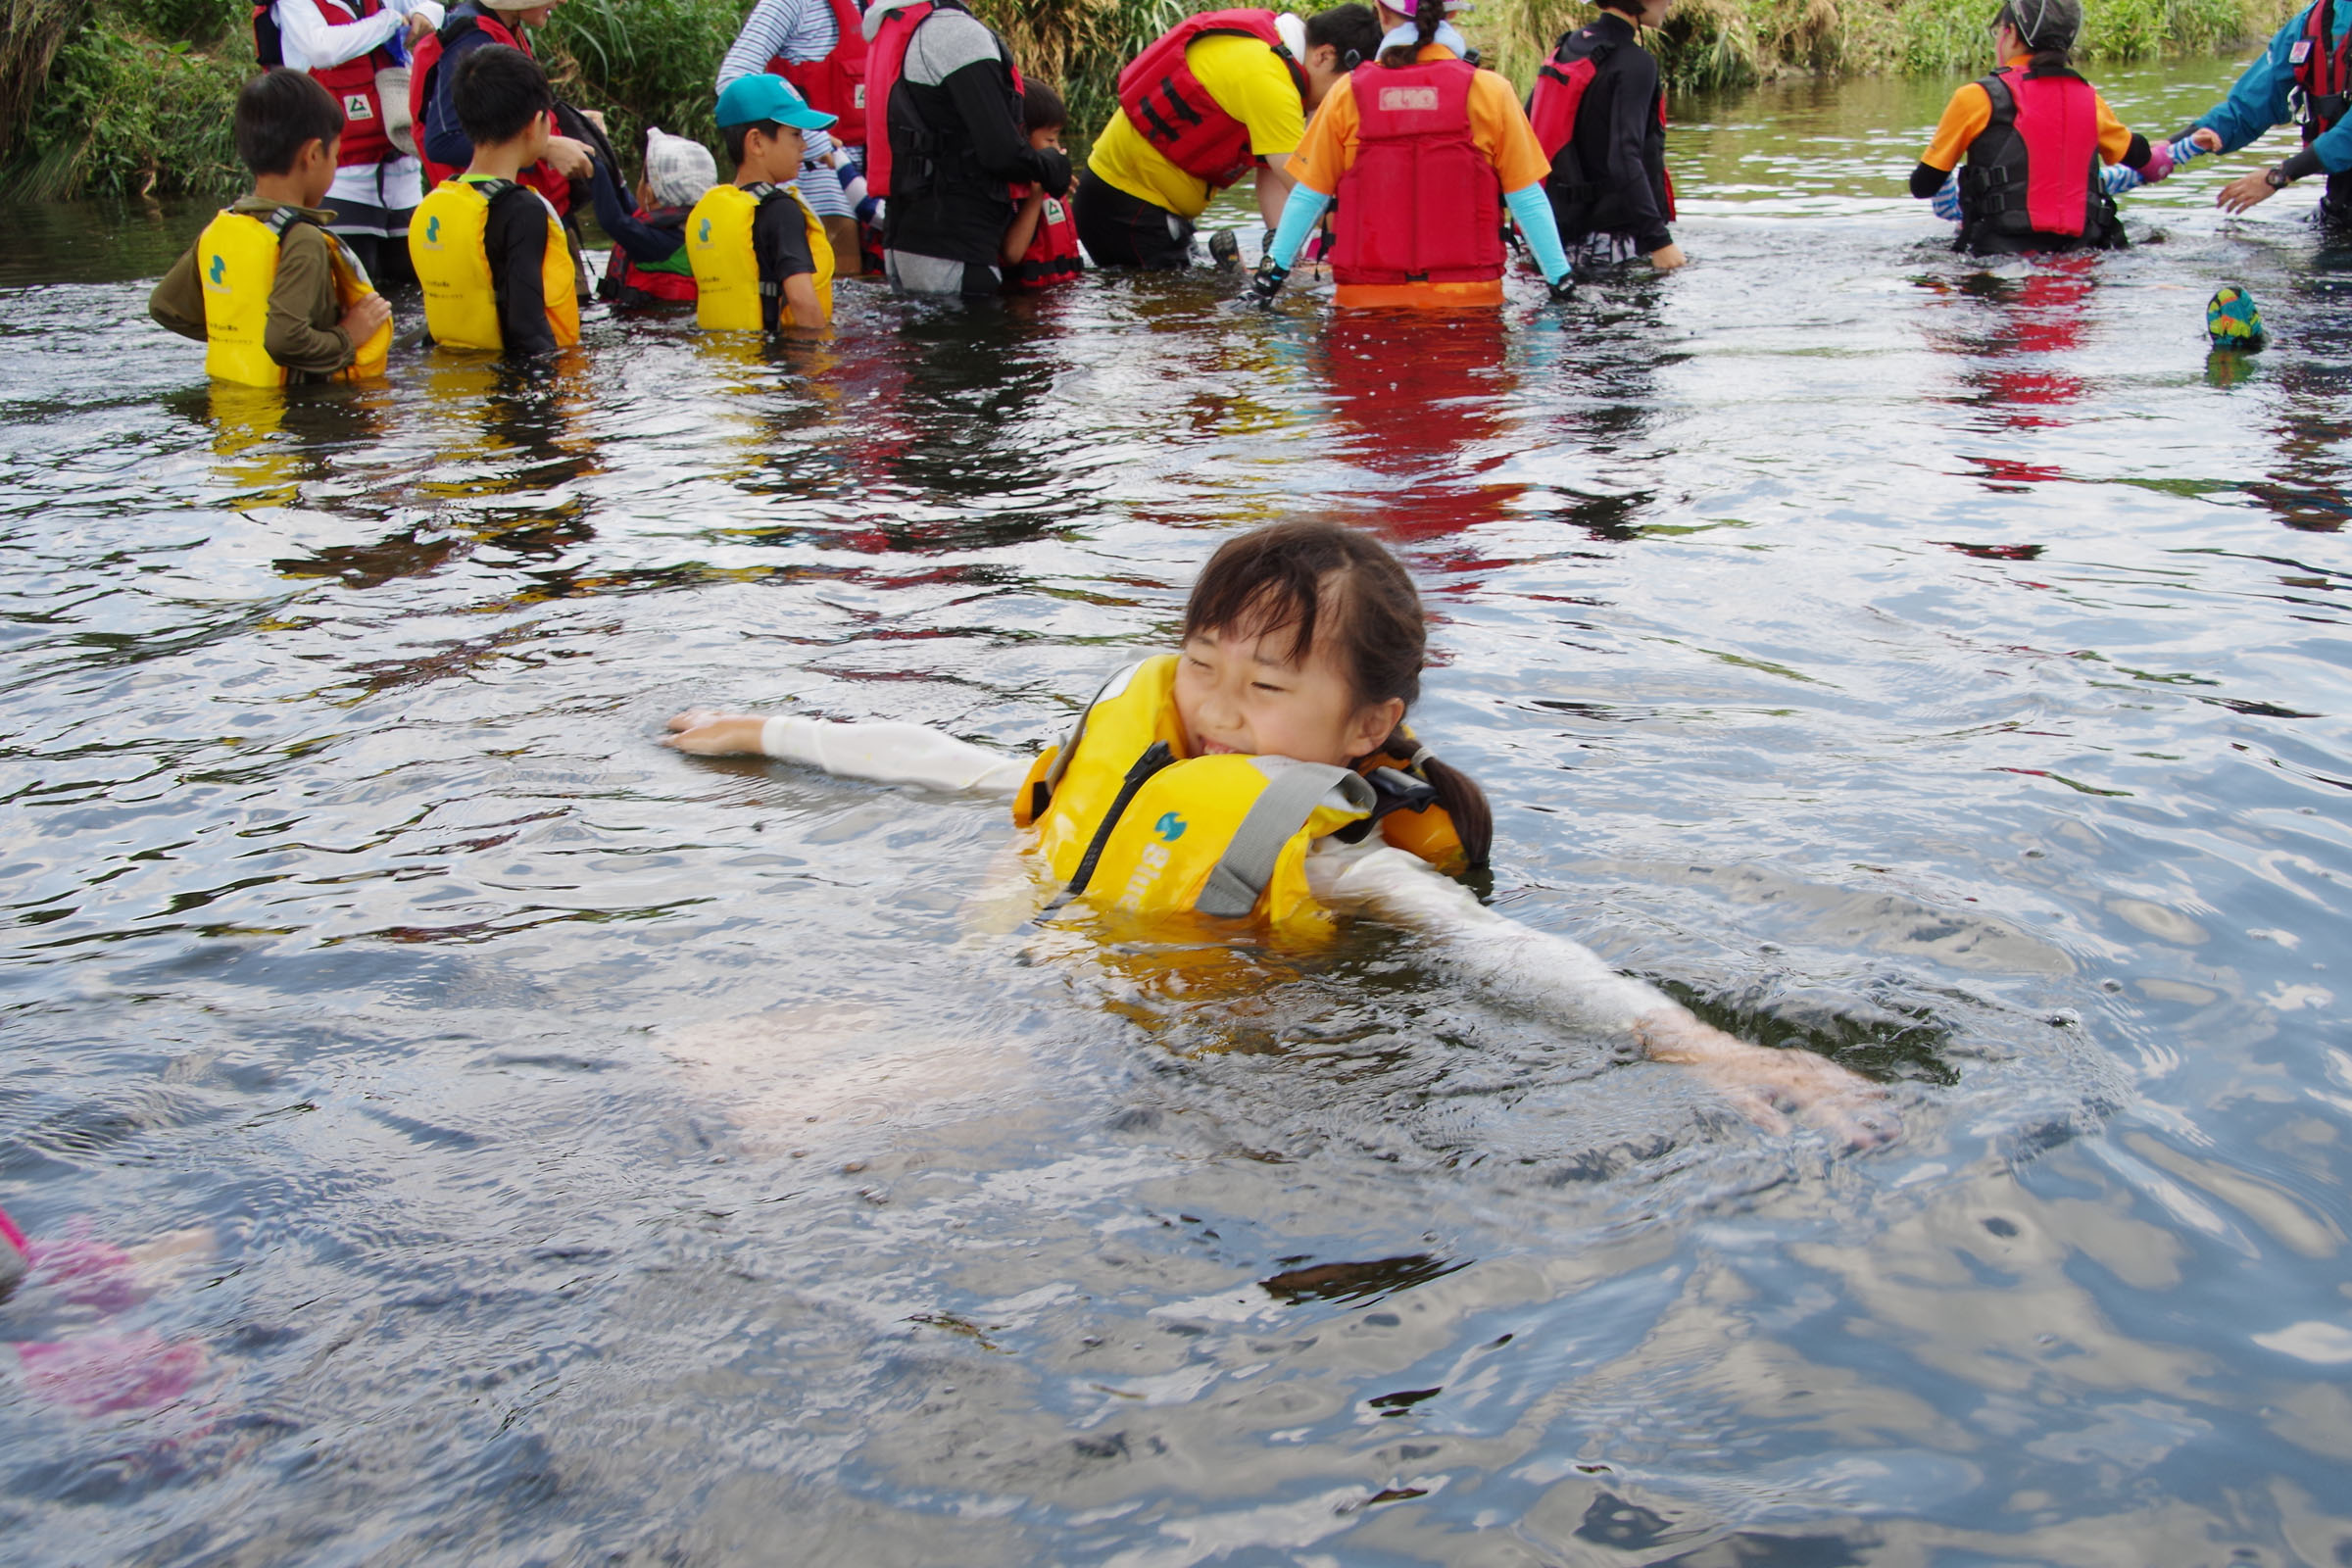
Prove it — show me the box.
[1304,840,1899,1149]
[665,711,1028,796]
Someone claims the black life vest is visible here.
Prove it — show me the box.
[1531,21,1675,232]
[1956,66,2123,253]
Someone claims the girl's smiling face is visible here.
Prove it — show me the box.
[1174,623,1403,766]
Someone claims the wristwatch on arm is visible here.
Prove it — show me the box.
[2265,165,2293,189]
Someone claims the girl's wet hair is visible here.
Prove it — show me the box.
[1183,519,1493,867]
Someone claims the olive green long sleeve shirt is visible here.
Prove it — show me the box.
[148,197,358,381]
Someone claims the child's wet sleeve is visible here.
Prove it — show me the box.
[148,244,208,342]
[263,226,357,378]
[1302,839,1664,1034]
[1919,82,1992,172]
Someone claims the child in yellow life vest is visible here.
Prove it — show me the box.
[662,520,1899,1148]
[688,74,835,332]
[409,43,579,355]
[148,69,394,386]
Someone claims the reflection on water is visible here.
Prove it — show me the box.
[1,48,2348,1568]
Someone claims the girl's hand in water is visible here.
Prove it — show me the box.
[1635,1010,1900,1150]
[1647,244,1688,270]
[664,711,765,756]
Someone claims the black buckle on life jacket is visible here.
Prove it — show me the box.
[1331,766,1439,844]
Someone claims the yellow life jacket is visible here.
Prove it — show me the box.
[686,181,835,332]
[1011,656,1466,935]
[196,208,392,387]
[409,176,581,353]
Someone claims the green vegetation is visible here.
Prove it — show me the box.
[0,0,2302,198]
[1477,0,2295,93]
[4,0,246,199]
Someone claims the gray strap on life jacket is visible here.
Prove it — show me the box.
[1194,761,1374,919]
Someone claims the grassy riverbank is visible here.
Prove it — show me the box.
[0,0,2298,199]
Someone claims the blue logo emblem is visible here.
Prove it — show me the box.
[699,218,712,244]
[425,215,441,244]
[207,254,225,284]
[1153,811,1188,842]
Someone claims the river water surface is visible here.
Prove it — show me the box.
[2,50,2347,1567]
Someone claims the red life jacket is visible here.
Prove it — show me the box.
[1332,57,1504,287]
[1006,185,1082,289]
[1115,9,1304,188]
[861,0,937,199]
[1959,67,2115,246]
[769,0,869,149]
[2293,0,2352,140]
[1526,34,1603,161]
[253,0,399,165]
[409,7,571,214]
[601,209,698,304]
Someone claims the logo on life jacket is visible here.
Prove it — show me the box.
[344,93,373,119]
[1153,811,1188,841]
[699,217,712,243]
[207,254,227,286]
[1377,86,1440,111]
[2292,38,2313,63]
[424,215,441,245]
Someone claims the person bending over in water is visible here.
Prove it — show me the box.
[1907,0,2178,254]
[665,520,1897,1147]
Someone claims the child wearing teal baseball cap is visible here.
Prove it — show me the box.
[687,75,838,331]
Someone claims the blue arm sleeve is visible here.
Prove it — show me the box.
[2195,5,2308,154]
[1264,185,1332,271]
[586,161,683,265]
[1504,182,1571,284]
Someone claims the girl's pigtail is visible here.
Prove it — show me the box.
[1420,754,1493,869]
[1380,0,1446,68]
[1377,728,1493,870]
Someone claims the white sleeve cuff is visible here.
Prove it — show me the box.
[758,715,1030,797]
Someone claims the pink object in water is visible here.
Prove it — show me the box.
[22,1218,137,1313]
[16,1333,207,1418]
[0,1206,24,1294]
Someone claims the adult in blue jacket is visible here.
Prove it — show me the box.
[2191,0,2352,220]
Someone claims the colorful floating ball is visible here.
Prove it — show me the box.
[2206,286,2266,350]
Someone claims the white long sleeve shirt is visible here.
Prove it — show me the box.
[747,715,1672,1038]
[272,0,444,216]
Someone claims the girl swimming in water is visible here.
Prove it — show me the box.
[665,520,1895,1146]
